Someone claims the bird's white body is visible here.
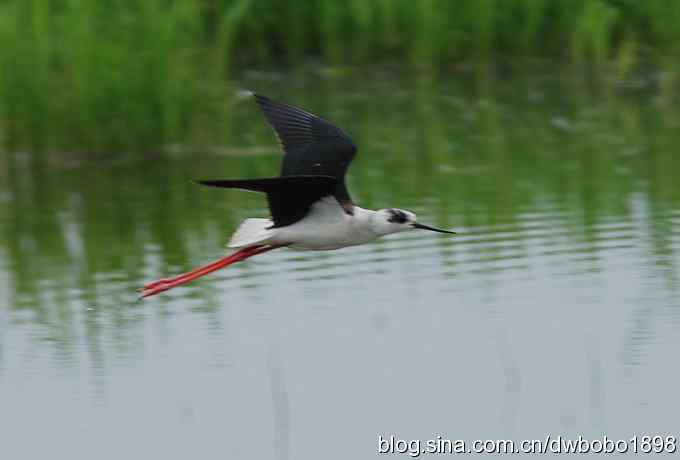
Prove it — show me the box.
[277,199,378,250]
[228,197,414,251]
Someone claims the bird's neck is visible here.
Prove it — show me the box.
[353,207,392,236]
[351,206,376,221]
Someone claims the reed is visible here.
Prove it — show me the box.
[0,0,249,155]
[1,0,679,155]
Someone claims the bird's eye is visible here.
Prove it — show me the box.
[387,209,408,224]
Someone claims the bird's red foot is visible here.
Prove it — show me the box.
[138,278,174,292]
[139,281,174,298]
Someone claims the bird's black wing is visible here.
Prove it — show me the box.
[254,94,357,213]
[195,175,338,228]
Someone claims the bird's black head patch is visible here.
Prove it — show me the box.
[387,209,409,224]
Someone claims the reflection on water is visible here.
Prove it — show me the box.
[1,71,680,458]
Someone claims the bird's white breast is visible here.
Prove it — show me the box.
[272,197,378,250]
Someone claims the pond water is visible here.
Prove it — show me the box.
[1,70,679,459]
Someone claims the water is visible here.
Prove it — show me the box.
[1,71,680,458]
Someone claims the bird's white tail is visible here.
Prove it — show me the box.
[228,218,275,248]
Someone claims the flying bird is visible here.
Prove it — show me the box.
[140,93,455,298]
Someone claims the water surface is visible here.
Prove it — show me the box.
[1,71,680,458]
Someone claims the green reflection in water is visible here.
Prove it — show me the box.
[1,70,679,368]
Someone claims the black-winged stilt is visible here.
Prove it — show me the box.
[140,94,455,298]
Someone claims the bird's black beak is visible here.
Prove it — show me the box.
[412,222,456,234]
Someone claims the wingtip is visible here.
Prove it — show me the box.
[252,92,271,105]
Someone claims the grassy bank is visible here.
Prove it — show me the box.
[1,0,680,155]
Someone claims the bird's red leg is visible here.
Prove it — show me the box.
[140,245,281,299]
[140,256,234,291]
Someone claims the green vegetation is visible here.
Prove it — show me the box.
[0,0,251,154]
[1,0,680,154]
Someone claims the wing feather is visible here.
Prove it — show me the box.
[195,175,338,228]
[253,94,357,213]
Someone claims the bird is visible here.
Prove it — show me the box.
[139,93,455,298]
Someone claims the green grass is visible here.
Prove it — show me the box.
[230,0,680,65]
[0,0,250,155]
[1,0,680,155]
